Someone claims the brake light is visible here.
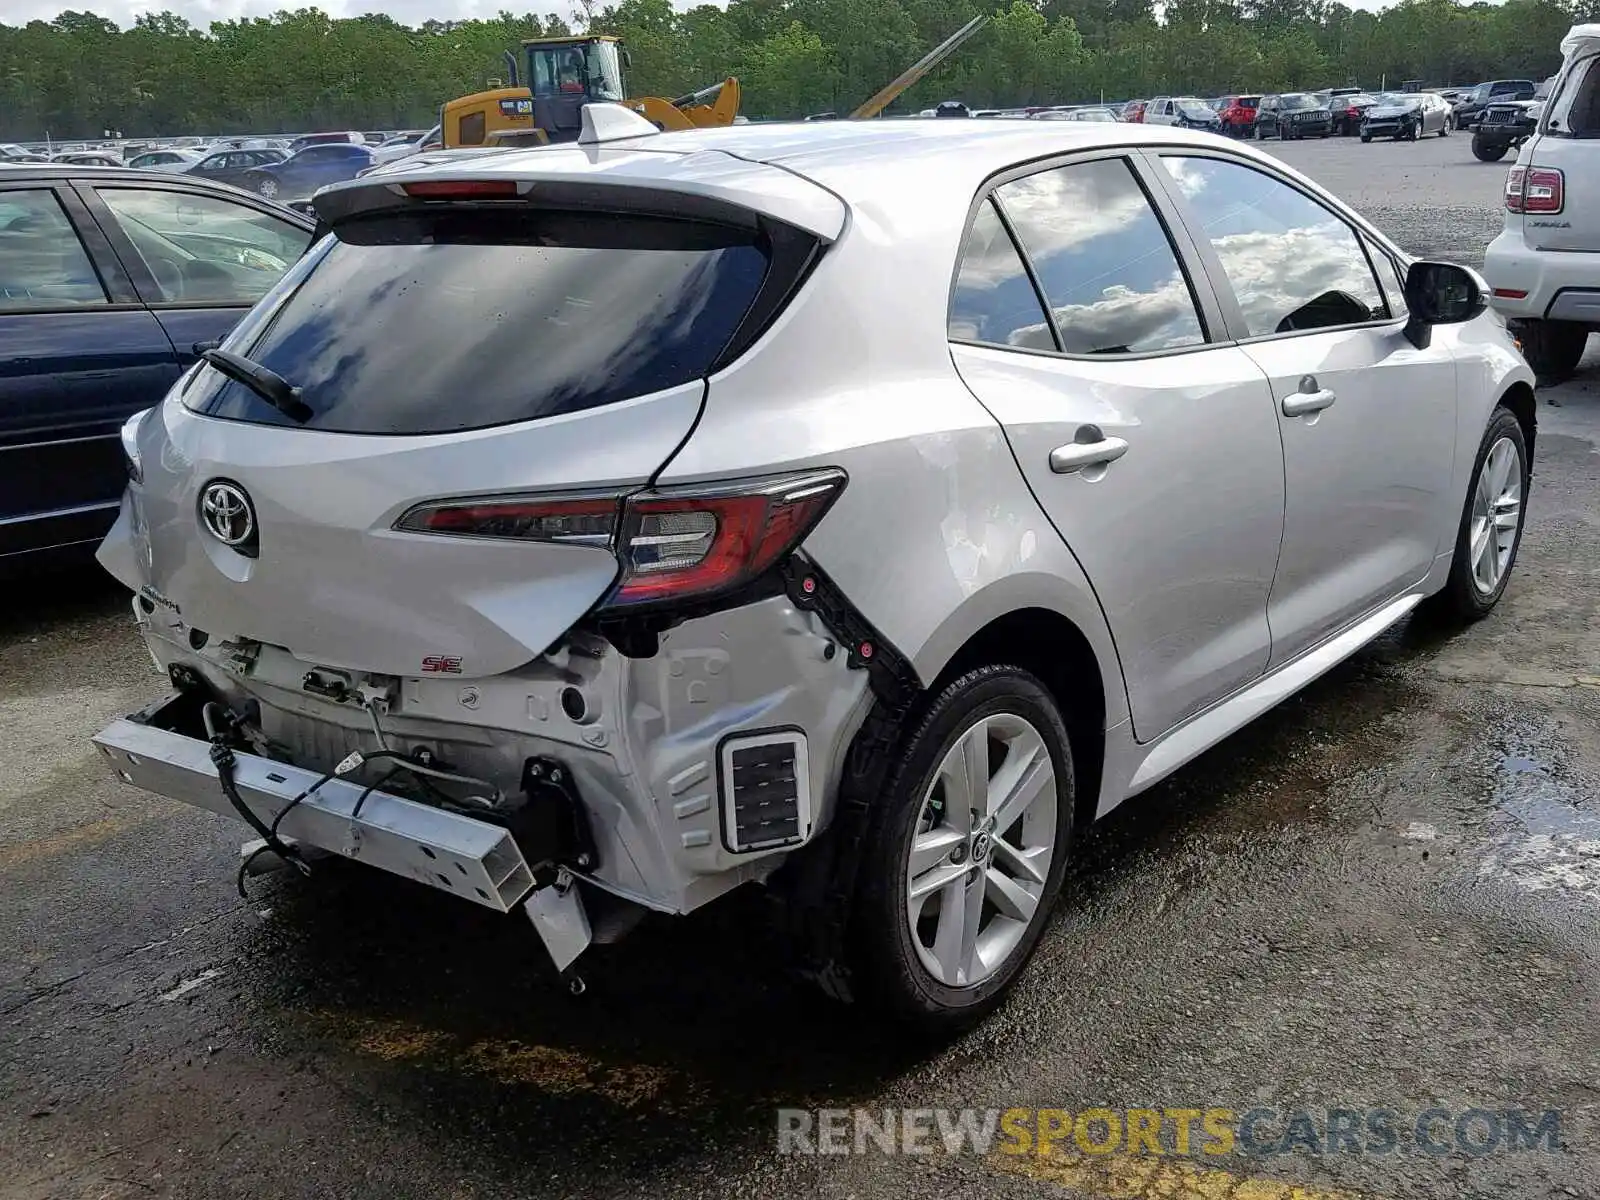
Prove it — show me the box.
[395,470,847,609]
[1506,166,1564,213]
[400,179,521,199]
[610,472,846,606]
[397,495,619,543]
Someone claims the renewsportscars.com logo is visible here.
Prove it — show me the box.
[776,1106,1563,1158]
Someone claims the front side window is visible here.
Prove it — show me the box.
[0,189,106,310]
[994,158,1206,355]
[948,199,1053,350]
[94,188,311,304]
[1160,155,1386,337]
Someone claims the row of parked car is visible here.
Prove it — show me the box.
[0,128,440,203]
[1119,81,1545,147]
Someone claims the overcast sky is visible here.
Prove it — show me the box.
[7,0,595,26]
[8,0,1396,28]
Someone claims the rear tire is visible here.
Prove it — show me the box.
[1440,116,1452,137]
[1472,136,1507,162]
[847,665,1075,1034]
[1512,318,1588,384]
[1423,407,1529,623]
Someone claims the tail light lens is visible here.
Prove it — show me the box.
[400,179,523,199]
[1506,166,1564,213]
[395,470,847,609]
[397,495,620,544]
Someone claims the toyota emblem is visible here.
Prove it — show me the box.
[199,480,257,553]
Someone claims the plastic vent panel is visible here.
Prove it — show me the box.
[720,730,811,852]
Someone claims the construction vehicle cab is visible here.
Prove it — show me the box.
[443,36,626,148]
[442,36,740,149]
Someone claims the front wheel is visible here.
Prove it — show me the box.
[1424,407,1529,623]
[251,174,279,199]
[1440,116,1452,137]
[1360,132,1372,143]
[847,665,1075,1032]
[1471,136,1508,162]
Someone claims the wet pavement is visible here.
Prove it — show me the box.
[5,135,1600,1199]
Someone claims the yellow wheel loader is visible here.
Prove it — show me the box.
[441,36,741,149]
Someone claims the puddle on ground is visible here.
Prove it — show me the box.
[1476,745,1600,900]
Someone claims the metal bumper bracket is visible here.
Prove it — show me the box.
[94,715,535,913]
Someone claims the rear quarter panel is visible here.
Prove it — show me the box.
[656,167,1131,732]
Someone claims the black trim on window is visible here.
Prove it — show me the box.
[988,196,1064,353]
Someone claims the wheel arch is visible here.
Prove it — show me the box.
[924,596,1120,832]
[1499,379,1537,460]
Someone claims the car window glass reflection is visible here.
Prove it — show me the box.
[1161,156,1386,337]
[96,188,311,304]
[995,158,1206,355]
[948,199,1054,350]
[188,210,770,435]
[0,190,107,310]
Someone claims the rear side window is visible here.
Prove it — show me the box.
[948,199,1053,350]
[186,207,772,434]
[994,158,1207,355]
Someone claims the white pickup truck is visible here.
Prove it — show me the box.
[1484,25,1600,380]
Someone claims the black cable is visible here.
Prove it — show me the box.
[209,699,504,896]
[350,766,402,823]
[205,702,312,897]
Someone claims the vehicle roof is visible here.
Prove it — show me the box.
[522,35,619,45]
[343,118,1360,247]
[0,163,316,217]
[379,117,1256,194]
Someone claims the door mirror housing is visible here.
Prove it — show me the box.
[1403,260,1487,348]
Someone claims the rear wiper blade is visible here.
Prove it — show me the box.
[200,348,312,423]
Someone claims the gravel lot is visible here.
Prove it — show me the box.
[5,133,1600,1200]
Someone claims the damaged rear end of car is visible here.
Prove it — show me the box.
[92,141,874,984]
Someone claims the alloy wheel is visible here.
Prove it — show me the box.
[257,177,278,198]
[1469,436,1523,595]
[905,712,1058,988]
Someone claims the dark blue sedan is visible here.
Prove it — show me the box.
[239,143,373,202]
[0,166,313,574]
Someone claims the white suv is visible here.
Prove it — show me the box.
[1485,24,1600,379]
[95,108,1533,1030]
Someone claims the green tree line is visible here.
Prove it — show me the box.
[0,0,1589,141]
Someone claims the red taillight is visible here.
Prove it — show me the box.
[401,179,521,199]
[395,471,847,609]
[396,495,620,543]
[609,472,847,607]
[1506,166,1564,214]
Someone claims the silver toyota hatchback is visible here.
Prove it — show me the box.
[95,108,1536,1031]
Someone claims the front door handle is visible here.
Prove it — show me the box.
[1049,426,1129,474]
[1282,374,1337,417]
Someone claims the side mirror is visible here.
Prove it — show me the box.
[621,48,633,70]
[1403,260,1487,349]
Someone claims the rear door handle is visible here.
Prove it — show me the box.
[1282,375,1337,417]
[1049,428,1129,474]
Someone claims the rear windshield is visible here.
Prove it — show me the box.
[184,207,771,435]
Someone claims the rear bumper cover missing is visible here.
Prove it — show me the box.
[95,700,536,912]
